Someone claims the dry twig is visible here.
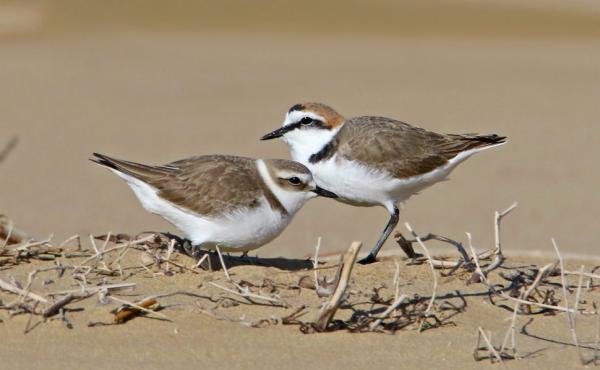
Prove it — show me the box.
[312,241,362,332]
[0,277,48,303]
[405,223,437,316]
[368,294,408,331]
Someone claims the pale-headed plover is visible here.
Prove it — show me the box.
[261,103,505,263]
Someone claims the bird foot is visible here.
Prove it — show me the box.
[357,254,377,265]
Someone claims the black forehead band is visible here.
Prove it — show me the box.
[288,104,305,113]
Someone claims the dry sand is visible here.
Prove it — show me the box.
[1,1,600,369]
[1,231,599,370]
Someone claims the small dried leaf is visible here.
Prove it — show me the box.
[113,298,158,324]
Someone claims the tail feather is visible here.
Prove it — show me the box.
[447,133,506,150]
[461,133,507,145]
[438,133,506,159]
[90,153,171,181]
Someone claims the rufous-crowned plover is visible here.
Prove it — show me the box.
[261,103,505,264]
[91,153,337,252]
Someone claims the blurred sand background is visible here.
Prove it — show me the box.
[2,2,600,370]
[1,0,600,259]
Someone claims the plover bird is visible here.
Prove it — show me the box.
[91,153,337,252]
[261,103,506,264]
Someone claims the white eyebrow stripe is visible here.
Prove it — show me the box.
[284,111,326,127]
[276,171,310,180]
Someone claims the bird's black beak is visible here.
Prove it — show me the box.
[260,124,296,140]
[312,186,338,198]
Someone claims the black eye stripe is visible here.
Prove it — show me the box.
[300,117,313,125]
[297,117,325,128]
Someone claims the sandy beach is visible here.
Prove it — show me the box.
[1,1,600,368]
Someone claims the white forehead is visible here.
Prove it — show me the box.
[283,110,325,127]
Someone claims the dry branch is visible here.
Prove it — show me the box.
[0,277,48,303]
[312,241,362,332]
[209,282,283,305]
[48,282,136,296]
[42,294,78,318]
[368,294,408,331]
[474,327,503,363]
[405,223,437,315]
[215,246,231,281]
[73,234,154,272]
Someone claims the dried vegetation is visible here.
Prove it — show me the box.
[1,187,599,365]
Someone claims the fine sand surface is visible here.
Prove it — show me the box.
[1,233,599,370]
[1,1,600,369]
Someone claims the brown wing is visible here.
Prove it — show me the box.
[336,117,505,178]
[152,155,264,216]
[92,153,263,216]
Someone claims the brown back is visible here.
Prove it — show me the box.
[332,116,504,178]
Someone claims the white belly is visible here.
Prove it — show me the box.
[298,148,486,212]
[113,170,290,252]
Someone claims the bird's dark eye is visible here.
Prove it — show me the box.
[288,177,302,185]
[300,117,313,125]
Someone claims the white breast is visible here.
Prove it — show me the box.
[112,170,290,252]
[305,156,401,212]
[299,145,498,213]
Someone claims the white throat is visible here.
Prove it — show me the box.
[256,159,315,216]
[283,124,342,164]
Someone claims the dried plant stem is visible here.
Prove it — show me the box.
[522,263,555,301]
[405,223,437,315]
[572,265,585,363]
[312,237,322,292]
[594,307,600,365]
[165,239,175,272]
[477,327,503,362]
[13,237,53,252]
[194,253,209,270]
[73,235,154,271]
[21,266,68,303]
[494,202,517,255]
[0,277,48,303]
[42,294,79,318]
[562,270,600,281]
[313,241,362,332]
[500,300,520,355]
[58,234,81,250]
[48,283,136,296]
[469,236,575,313]
[396,233,467,269]
[209,282,282,304]
[369,294,408,331]
[393,259,401,301]
[553,239,571,308]
[215,246,231,281]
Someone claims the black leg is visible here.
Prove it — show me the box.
[358,206,399,264]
